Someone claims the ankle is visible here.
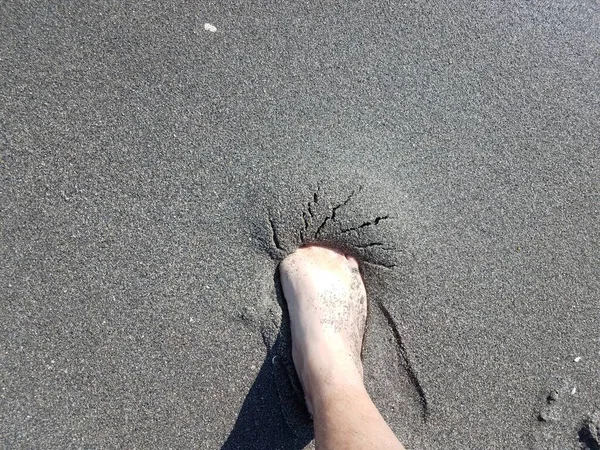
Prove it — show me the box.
[293,341,364,411]
[310,380,369,417]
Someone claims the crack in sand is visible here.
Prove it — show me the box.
[363,260,397,269]
[272,186,396,264]
[341,215,390,234]
[302,211,310,232]
[355,242,385,249]
[269,217,284,252]
[315,187,361,238]
[377,301,429,421]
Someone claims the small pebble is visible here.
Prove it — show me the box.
[204,23,217,32]
[574,356,582,362]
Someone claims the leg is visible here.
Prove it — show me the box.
[280,245,406,450]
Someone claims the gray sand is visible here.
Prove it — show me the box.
[1,1,599,449]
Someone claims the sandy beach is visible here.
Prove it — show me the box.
[1,1,599,449]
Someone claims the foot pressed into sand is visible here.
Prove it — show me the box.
[279,245,367,413]
[280,245,405,450]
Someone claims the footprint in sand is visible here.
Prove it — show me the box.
[536,383,569,424]
[532,379,599,450]
[578,409,600,450]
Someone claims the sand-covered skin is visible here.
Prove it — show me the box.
[1,1,599,449]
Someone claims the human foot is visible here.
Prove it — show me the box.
[279,245,367,413]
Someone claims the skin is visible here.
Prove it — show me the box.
[279,245,406,450]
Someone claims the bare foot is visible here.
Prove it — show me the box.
[279,245,367,413]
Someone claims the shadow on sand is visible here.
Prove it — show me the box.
[221,334,313,450]
[222,267,313,450]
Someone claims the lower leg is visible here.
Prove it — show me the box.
[312,383,405,450]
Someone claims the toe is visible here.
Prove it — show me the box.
[345,254,359,269]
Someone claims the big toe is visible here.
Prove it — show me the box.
[345,254,359,269]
